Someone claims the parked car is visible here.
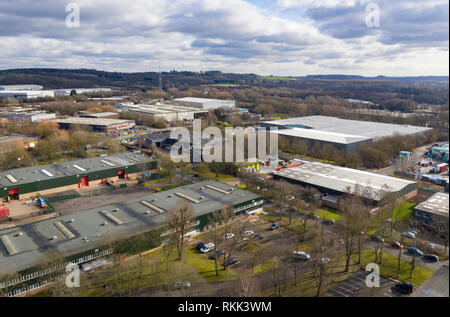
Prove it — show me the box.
[237,237,249,243]
[196,242,205,251]
[407,229,419,235]
[269,222,281,230]
[208,250,225,260]
[293,251,310,261]
[392,282,414,295]
[426,243,436,249]
[408,247,423,256]
[371,234,384,242]
[391,241,403,249]
[243,230,254,236]
[223,233,235,239]
[308,213,320,220]
[403,231,416,239]
[320,257,331,264]
[253,233,264,241]
[223,258,239,267]
[172,281,191,290]
[298,210,308,216]
[322,218,335,225]
[200,243,215,253]
[423,254,439,262]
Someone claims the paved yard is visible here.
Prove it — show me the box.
[328,270,405,297]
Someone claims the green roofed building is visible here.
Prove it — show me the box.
[0,180,262,273]
[0,152,157,199]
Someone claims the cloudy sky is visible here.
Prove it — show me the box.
[0,0,448,76]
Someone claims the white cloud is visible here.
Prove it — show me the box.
[0,0,447,76]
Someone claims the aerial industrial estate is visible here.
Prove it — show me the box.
[0,80,448,300]
[0,0,448,306]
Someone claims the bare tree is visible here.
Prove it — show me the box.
[235,269,260,297]
[221,208,242,270]
[207,209,225,276]
[337,187,370,272]
[168,199,194,261]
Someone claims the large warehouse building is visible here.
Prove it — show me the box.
[115,102,208,122]
[263,116,433,152]
[0,90,55,99]
[0,153,156,200]
[0,85,43,91]
[56,117,135,133]
[0,180,262,273]
[2,111,56,123]
[172,97,236,110]
[273,160,418,206]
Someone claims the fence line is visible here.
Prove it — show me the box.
[0,249,113,290]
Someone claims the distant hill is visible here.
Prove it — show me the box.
[0,68,447,91]
[305,74,449,83]
[0,68,259,90]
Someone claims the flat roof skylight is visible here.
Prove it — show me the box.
[73,164,87,172]
[41,169,54,177]
[5,174,18,184]
[100,160,115,167]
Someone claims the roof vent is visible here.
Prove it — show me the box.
[102,221,108,226]
[153,198,157,202]
[15,232,23,237]
[50,236,58,240]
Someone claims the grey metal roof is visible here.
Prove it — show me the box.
[414,192,449,217]
[273,159,417,200]
[263,116,432,141]
[0,181,261,272]
[270,128,371,145]
[0,152,154,188]
[173,97,234,103]
[55,117,135,126]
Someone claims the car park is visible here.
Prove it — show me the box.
[423,254,439,262]
[392,282,414,295]
[391,241,403,249]
[253,233,264,241]
[237,237,249,243]
[322,218,335,225]
[223,258,239,267]
[402,231,416,239]
[293,251,310,261]
[172,281,191,289]
[223,233,235,239]
[269,222,281,230]
[371,234,384,242]
[209,250,225,260]
[408,247,423,256]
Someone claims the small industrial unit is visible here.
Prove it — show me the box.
[0,180,262,273]
[0,153,157,200]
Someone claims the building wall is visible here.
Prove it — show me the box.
[414,208,448,228]
[0,161,157,198]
